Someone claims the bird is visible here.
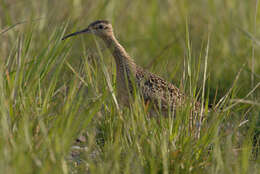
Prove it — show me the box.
[62,20,201,117]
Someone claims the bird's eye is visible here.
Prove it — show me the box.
[98,25,103,29]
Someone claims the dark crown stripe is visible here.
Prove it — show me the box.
[90,20,109,26]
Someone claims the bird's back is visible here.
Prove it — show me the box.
[134,66,198,116]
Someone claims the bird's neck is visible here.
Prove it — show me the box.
[102,35,136,74]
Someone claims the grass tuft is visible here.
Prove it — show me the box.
[0,0,259,173]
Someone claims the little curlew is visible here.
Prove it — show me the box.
[62,20,201,117]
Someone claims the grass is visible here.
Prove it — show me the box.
[0,0,259,173]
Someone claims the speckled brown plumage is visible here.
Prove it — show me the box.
[63,20,201,116]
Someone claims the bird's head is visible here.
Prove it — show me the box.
[62,20,113,40]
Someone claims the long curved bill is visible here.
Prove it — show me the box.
[62,28,90,40]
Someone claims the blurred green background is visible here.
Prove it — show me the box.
[1,0,259,98]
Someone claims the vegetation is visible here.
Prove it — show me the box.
[0,0,259,173]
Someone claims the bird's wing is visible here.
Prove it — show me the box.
[136,68,185,111]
